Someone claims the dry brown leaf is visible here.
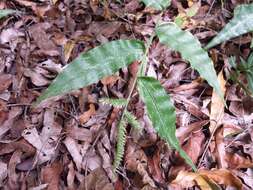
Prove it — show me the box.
[63,137,83,170]
[101,75,120,86]
[41,162,63,190]
[24,68,51,86]
[79,168,114,190]
[0,74,12,93]
[29,23,59,56]
[0,107,22,138]
[214,127,228,168]
[29,184,48,190]
[66,125,93,142]
[209,71,226,133]
[171,170,216,190]
[0,161,7,187]
[225,153,253,169]
[63,40,75,62]
[125,142,156,187]
[199,169,243,189]
[0,28,24,44]
[183,130,205,164]
[79,104,96,124]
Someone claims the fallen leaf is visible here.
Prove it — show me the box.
[63,137,83,170]
[210,71,226,133]
[79,168,114,190]
[199,169,242,189]
[79,104,96,124]
[183,130,205,164]
[101,75,120,86]
[0,28,24,44]
[0,74,12,93]
[0,161,7,187]
[63,40,75,62]
[41,162,63,190]
[29,23,59,56]
[171,170,216,190]
[225,153,253,169]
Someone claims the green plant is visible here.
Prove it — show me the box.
[229,53,253,96]
[140,0,171,10]
[34,1,229,172]
[205,3,253,49]
[156,22,223,100]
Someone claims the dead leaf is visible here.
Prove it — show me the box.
[0,74,12,93]
[0,161,7,187]
[171,170,216,190]
[63,137,82,170]
[24,68,51,86]
[0,28,24,44]
[79,168,114,190]
[199,169,243,189]
[66,125,93,142]
[29,23,59,56]
[209,71,226,133]
[79,104,96,124]
[41,162,63,190]
[183,130,205,164]
[63,40,75,62]
[101,75,119,86]
[225,153,253,169]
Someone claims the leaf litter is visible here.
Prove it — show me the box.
[0,0,253,189]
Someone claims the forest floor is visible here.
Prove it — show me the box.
[1,0,253,189]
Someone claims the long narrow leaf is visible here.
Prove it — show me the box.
[0,9,16,19]
[156,22,223,100]
[35,40,145,104]
[137,76,196,171]
[205,3,253,49]
[140,0,171,11]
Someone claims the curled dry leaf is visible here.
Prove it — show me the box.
[225,153,253,169]
[199,169,243,189]
[63,40,75,63]
[24,68,51,86]
[125,142,156,187]
[172,169,242,190]
[79,104,96,124]
[171,170,216,190]
[209,71,226,133]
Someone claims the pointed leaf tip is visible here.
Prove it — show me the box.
[35,40,145,105]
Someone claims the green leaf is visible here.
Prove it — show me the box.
[137,76,196,171]
[156,22,223,100]
[0,9,16,19]
[140,0,171,11]
[205,3,253,49]
[35,40,145,105]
